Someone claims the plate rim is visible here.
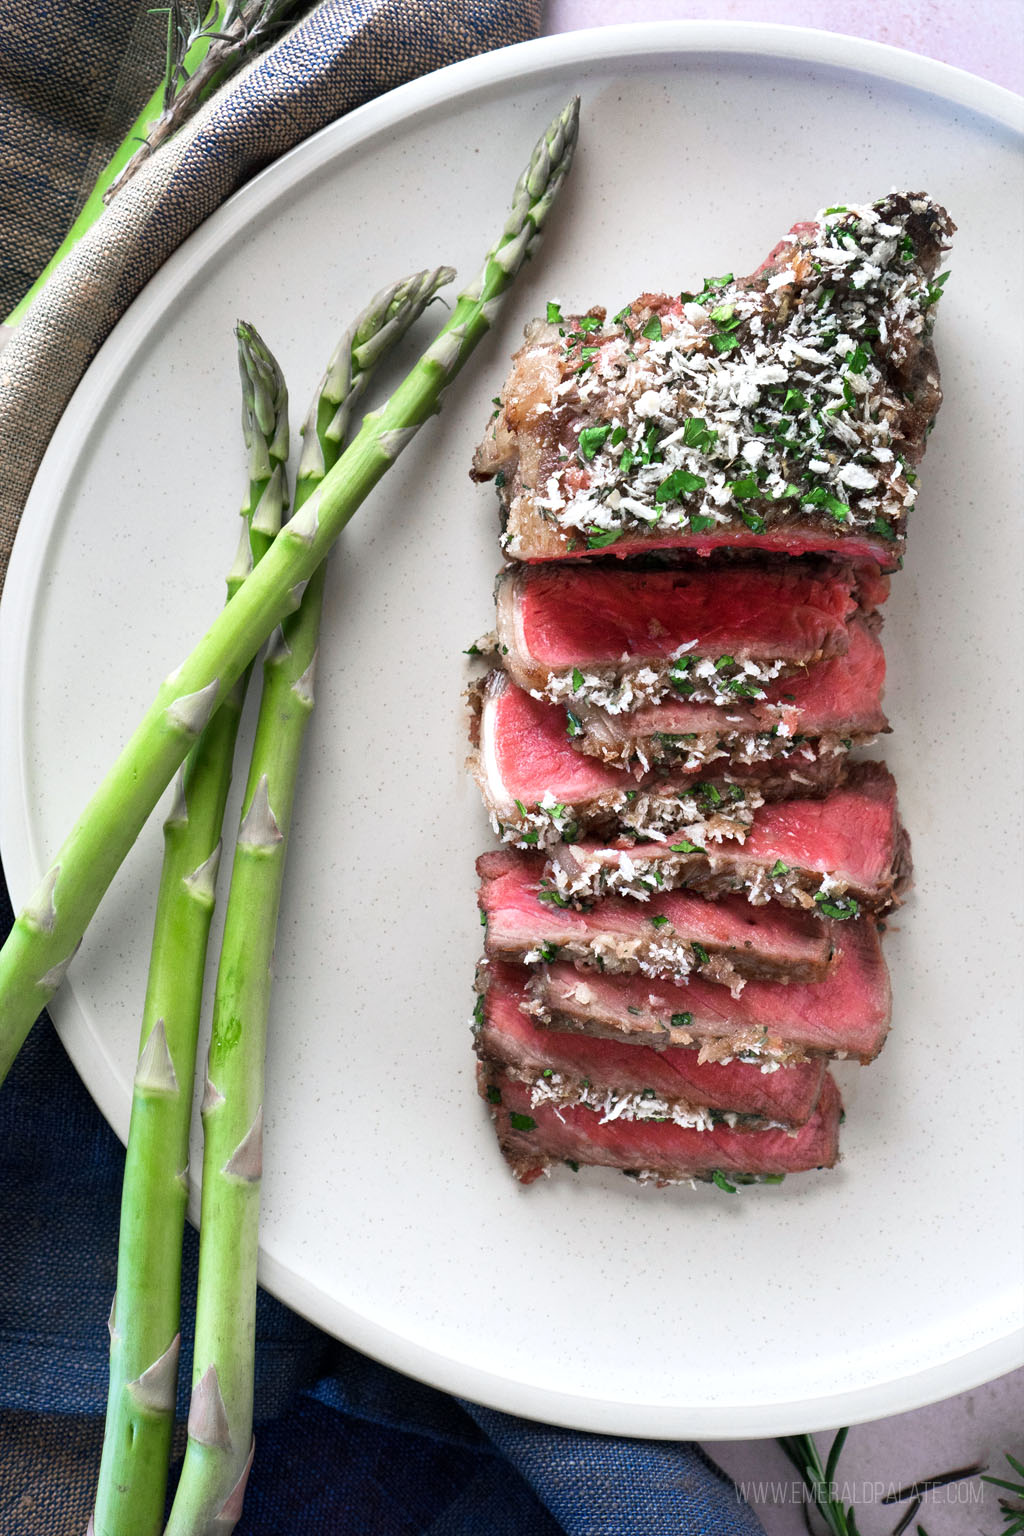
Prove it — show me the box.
[2,20,1022,1438]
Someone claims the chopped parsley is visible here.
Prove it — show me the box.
[656,467,707,502]
[578,424,611,460]
[814,892,860,921]
[545,300,563,324]
[728,476,760,500]
[585,527,623,549]
[670,1012,693,1029]
[508,1111,536,1132]
[641,314,663,341]
[682,416,717,451]
[711,1170,737,1194]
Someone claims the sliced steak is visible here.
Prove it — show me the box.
[476,959,827,1127]
[494,561,859,712]
[473,192,953,568]
[529,915,890,1064]
[546,761,910,916]
[572,614,888,771]
[468,669,846,848]
[477,848,836,990]
[478,1062,843,1184]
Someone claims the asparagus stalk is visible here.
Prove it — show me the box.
[90,325,288,1536]
[164,268,451,1532]
[0,96,581,1085]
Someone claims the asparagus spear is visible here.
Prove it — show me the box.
[90,324,288,1536]
[162,268,452,1534]
[0,96,580,1085]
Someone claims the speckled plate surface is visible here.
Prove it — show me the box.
[2,25,1022,1436]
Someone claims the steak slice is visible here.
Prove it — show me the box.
[546,761,911,916]
[478,1062,843,1184]
[476,959,827,1127]
[477,848,836,990]
[529,917,891,1064]
[472,192,953,568]
[468,669,846,848]
[572,614,888,771]
[494,561,859,712]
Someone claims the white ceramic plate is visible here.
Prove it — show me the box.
[2,24,1023,1438]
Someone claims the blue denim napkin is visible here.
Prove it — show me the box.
[0,2,767,1529]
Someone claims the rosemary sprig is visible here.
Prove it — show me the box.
[982,1452,1024,1536]
[778,1432,862,1536]
[777,1429,1002,1536]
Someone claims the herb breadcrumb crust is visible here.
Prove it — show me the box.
[473,193,953,568]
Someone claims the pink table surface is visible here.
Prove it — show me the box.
[538,5,1023,1532]
[544,0,1024,94]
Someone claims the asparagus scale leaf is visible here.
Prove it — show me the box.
[90,324,288,1536]
[0,96,580,1087]
[163,268,453,1534]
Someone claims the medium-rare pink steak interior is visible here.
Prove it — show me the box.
[528,918,891,1064]
[479,1062,843,1185]
[544,761,911,916]
[478,848,836,990]
[494,560,861,710]
[569,613,888,770]
[472,192,953,569]
[477,960,827,1126]
[468,669,846,848]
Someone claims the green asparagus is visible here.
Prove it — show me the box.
[0,96,580,1086]
[164,268,452,1533]
[91,324,288,1536]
